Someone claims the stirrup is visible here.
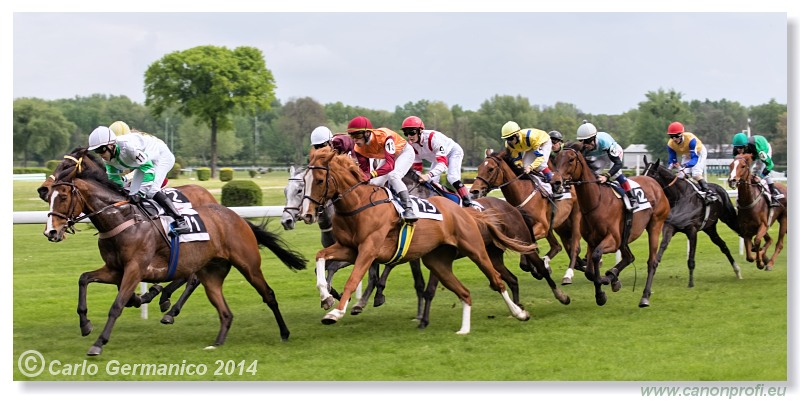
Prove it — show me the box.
[171,219,191,235]
[403,209,418,223]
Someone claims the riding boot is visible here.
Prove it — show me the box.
[625,189,639,210]
[153,191,191,234]
[397,190,418,223]
[768,183,783,206]
[455,183,476,207]
[698,179,716,203]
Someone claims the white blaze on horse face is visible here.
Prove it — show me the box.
[45,189,60,234]
[301,168,315,219]
[730,159,741,181]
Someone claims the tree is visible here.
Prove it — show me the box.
[689,99,747,158]
[634,89,693,161]
[177,117,242,166]
[144,45,276,177]
[13,98,74,166]
[749,99,787,166]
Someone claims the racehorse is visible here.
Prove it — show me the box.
[301,147,536,334]
[642,156,742,286]
[37,149,216,323]
[43,158,307,356]
[470,149,585,285]
[551,143,670,307]
[281,166,385,316]
[727,153,787,271]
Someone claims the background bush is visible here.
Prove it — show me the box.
[168,163,182,179]
[219,168,234,182]
[220,179,262,206]
[196,167,211,181]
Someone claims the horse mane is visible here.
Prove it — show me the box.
[563,141,583,152]
[54,148,126,195]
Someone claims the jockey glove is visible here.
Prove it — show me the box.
[543,171,553,183]
[762,168,771,177]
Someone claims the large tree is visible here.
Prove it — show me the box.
[144,45,275,177]
[13,98,74,166]
[634,89,693,161]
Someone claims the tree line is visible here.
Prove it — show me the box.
[13,45,787,176]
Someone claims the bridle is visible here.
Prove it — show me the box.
[472,155,526,195]
[48,180,130,234]
[282,175,305,218]
[304,163,392,217]
[557,148,603,187]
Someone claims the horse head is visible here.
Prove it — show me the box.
[470,149,514,198]
[728,154,753,189]
[281,167,306,230]
[38,148,104,202]
[302,147,363,224]
[551,143,586,194]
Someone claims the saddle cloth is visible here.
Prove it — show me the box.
[148,188,210,242]
[607,180,652,212]
[382,187,444,221]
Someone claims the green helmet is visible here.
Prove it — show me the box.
[732,132,748,147]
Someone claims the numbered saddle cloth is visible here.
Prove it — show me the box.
[382,187,444,221]
[153,188,210,242]
[608,180,652,212]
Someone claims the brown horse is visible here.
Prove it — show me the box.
[470,149,584,285]
[37,149,216,322]
[44,163,307,356]
[300,147,536,334]
[551,143,670,307]
[727,153,787,270]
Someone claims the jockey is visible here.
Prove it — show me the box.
[500,121,554,184]
[576,120,638,210]
[401,115,477,208]
[666,121,716,203]
[309,125,357,159]
[88,126,190,234]
[347,116,418,223]
[732,131,783,206]
[548,130,564,158]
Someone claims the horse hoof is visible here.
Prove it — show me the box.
[321,316,338,325]
[350,306,363,315]
[517,310,531,321]
[764,266,773,271]
[417,321,428,330]
[596,293,607,306]
[159,300,172,312]
[80,322,93,337]
[561,296,571,305]
[161,315,175,325]
[373,295,385,307]
[611,280,622,292]
[561,277,572,285]
[86,346,102,356]
[204,345,218,351]
[321,296,335,310]
[639,298,650,308]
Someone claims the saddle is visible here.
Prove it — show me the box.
[131,189,209,241]
[606,180,650,211]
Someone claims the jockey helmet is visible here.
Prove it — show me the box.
[548,130,563,141]
[401,116,425,130]
[347,116,373,134]
[732,132,749,147]
[310,126,333,146]
[576,120,597,140]
[87,126,117,150]
[109,121,131,136]
[501,121,521,139]
[667,121,685,135]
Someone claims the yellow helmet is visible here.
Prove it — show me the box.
[109,121,131,136]
[501,121,521,139]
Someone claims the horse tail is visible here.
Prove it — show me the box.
[473,213,538,254]
[246,221,308,271]
[714,185,740,236]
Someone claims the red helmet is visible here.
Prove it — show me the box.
[401,116,425,130]
[347,116,373,134]
[667,121,685,135]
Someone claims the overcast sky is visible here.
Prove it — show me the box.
[11,11,789,115]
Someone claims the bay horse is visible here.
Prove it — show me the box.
[470,149,585,285]
[37,149,216,323]
[281,166,385,316]
[727,153,787,271]
[301,147,536,334]
[551,143,670,307]
[642,156,742,286]
[44,163,307,356]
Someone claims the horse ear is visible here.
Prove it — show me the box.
[485,148,493,157]
[289,166,295,176]
[655,158,661,167]
[643,155,649,165]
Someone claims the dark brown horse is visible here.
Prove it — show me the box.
[727,153,787,270]
[642,156,742,286]
[551,143,670,307]
[38,149,217,322]
[470,149,584,285]
[300,147,536,334]
[44,161,307,356]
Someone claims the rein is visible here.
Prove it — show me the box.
[49,180,134,238]
[305,164,392,217]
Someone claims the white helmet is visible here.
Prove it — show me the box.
[87,126,116,150]
[576,120,597,140]
[310,126,333,146]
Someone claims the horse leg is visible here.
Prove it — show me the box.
[420,253,473,334]
[763,217,787,271]
[543,230,562,261]
[586,246,607,306]
[86,269,142,356]
[703,226,742,279]
[158,277,190,312]
[194,266,236,348]
[77,266,122,337]
[161,274,201,324]
[325,260,349,301]
[686,230,698,288]
[524,250,570,305]
[603,241,633,293]
[351,262,381,315]
[753,225,769,270]
[743,237,756,263]
[375,262,395,307]
[488,247,521,307]
[418,271,438,329]
[639,223,665,308]
[409,259,427,320]
[320,245,373,325]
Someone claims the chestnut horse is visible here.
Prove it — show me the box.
[470,149,584,285]
[642,156,742,286]
[727,153,787,271]
[301,147,535,334]
[37,149,216,323]
[551,143,670,307]
[44,159,307,356]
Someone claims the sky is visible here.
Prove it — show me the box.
[9,9,790,116]
[3,1,799,402]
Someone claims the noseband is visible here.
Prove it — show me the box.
[472,155,525,193]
